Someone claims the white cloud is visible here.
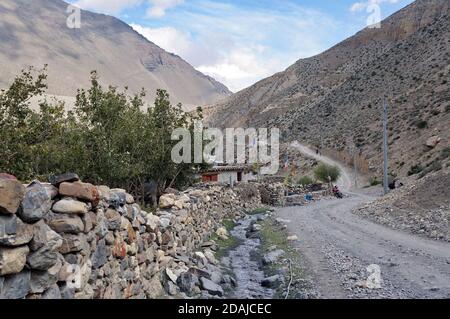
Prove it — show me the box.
[74,0,142,14]
[132,2,339,92]
[350,0,400,12]
[146,0,184,18]
[73,0,184,16]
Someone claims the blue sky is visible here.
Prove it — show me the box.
[70,0,414,92]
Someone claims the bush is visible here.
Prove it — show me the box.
[314,163,341,183]
[297,176,314,186]
[0,68,206,199]
[408,164,423,176]
[369,177,381,186]
[415,120,428,129]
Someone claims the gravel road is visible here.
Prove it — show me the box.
[277,143,450,299]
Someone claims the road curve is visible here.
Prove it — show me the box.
[278,142,450,298]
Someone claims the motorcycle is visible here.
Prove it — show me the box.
[332,187,343,199]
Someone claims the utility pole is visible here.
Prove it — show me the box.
[354,147,358,189]
[383,98,389,195]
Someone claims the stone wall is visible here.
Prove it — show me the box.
[0,174,262,299]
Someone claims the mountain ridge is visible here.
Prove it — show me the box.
[205,0,450,179]
[0,0,231,110]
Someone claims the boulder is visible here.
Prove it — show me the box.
[42,284,62,299]
[0,173,17,180]
[262,249,285,265]
[0,246,30,275]
[48,173,80,186]
[0,178,26,215]
[425,136,441,148]
[59,233,89,254]
[29,220,63,251]
[91,239,108,269]
[105,208,121,231]
[199,277,224,297]
[52,198,88,215]
[159,194,175,209]
[0,215,33,246]
[144,275,165,299]
[46,212,84,234]
[177,271,198,293]
[59,181,100,206]
[17,181,52,223]
[108,190,127,208]
[0,270,31,299]
[166,268,178,284]
[261,275,283,288]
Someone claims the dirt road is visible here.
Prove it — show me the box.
[277,143,450,298]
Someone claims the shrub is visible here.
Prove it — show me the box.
[297,176,314,186]
[369,177,381,186]
[408,164,423,176]
[314,163,341,183]
[415,120,428,129]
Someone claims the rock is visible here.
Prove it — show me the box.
[53,198,88,215]
[0,246,29,275]
[261,275,283,288]
[42,184,59,199]
[42,284,62,299]
[159,216,171,229]
[425,136,441,148]
[46,212,84,234]
[27,248,62,271]
[0,214,33,246]
[200,277,224,297]
[108,190,127,208]
[166,281,178,296]
[81,212,93,233]
[29,220,63,251]
[59,283,75,299]
[0,270,31,299]
[166,268,178,283]
[216,227,228,238]
[262,249,285,265]
[17,181,52,223]
[204,250,218,265]
[159,194,175,209]
[287,235,298,241]
[59,233,89,255]
[146,213,160,231]
[0,178,26,215]
[144,275,164,299]
[91,239,108,269]
[59,181,100,206]
[105,208,121,230]
[30,265,60,294]
[0,173,17,180]
[177,271,198,293]
[49,173,80,186]
[125,193,135,204]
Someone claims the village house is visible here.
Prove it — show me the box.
[200,165,258,184]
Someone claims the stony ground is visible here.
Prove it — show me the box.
[272,144,450,299]
[354,168,450,242]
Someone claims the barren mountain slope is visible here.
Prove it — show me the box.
[205,0,450,178]
[0,0,231,110]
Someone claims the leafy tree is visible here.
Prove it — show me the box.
[0,68,205,202]
[314,163,341,183]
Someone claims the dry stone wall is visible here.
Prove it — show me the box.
[0,174,262,299]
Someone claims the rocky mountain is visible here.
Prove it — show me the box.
[205,0,450,179]
[0,0,231,110]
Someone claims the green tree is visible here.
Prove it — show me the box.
[314,163,341,183]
